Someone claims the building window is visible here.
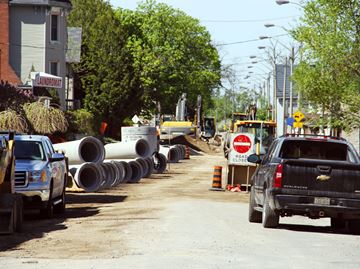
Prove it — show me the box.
[51,14,59,41]
[50,62,58,76]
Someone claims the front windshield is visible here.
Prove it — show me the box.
[14,141,46,161]
[237,123,275,148]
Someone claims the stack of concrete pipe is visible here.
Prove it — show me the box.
[54,131,188,192]
[159,144,187,163]
[54,137,106,192]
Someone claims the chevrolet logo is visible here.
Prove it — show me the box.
[316,175,330,181]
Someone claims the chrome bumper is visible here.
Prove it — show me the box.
[16,189,50,202]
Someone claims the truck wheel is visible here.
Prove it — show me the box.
[54,183,66,214]
[348,220,360,235]
[249,187,262,223]
[262,190,279,228]
[15,196,23,232]
[330,218,346,230]
[40,183,54,219]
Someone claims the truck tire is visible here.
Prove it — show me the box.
[348,220,360,235]
[330,218,346,230]
[262,190,279,228]
[249,187,262,223]
[54,183,66,214]
[40,183,54,219]
[15,196,23,232]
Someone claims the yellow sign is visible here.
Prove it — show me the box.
[293,111,304,122]
[293,121,303,128]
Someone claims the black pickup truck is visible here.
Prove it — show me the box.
[247,135,360,233]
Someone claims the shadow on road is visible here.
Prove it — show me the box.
[0,193,128,251]
[279,223,360,236]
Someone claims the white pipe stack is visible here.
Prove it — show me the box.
[54,137,105,165]
[69,163,102,192]
[153,153,167,174]
[104,139,151,159]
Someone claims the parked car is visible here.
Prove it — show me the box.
[10,135,67,218]
[247,134,360,234]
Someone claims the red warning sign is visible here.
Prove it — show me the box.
[233,134,252,154]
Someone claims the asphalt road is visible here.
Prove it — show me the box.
[1,153,360,269]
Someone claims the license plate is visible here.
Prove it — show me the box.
[314,197,330,205]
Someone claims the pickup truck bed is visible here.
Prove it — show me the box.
[248,135,360,233]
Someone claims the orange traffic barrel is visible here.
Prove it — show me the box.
[184,145,190,159]
[209,166,225,191]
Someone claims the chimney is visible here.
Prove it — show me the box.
[0,0,20,84]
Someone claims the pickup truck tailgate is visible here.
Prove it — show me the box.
[282,159,360,195]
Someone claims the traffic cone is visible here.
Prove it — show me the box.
[184,145,190,159]
[209,166,225,191]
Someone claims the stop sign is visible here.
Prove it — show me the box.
[233,134,252,154]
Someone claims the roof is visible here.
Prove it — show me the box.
[9,0,72,9]
[235,120,277,126]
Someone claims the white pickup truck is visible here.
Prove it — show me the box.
[10,135,67,218]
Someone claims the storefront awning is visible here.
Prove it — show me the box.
[31,72,62,89]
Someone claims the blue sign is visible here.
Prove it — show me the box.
[286,117,295,127]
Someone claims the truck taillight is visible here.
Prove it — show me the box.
[274,164,283,188]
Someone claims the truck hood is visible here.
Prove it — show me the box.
[15,160,47,171]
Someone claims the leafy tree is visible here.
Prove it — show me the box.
[115,0,221,116]
[68,0,142,135]
[292,0,360,131]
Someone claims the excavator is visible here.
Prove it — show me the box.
[0,131,23,233]
[159,94,216,141]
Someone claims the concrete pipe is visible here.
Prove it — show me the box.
[153,153,167,174]
[173,144,186,159]
[135,157,150,178]
[69,163,102,192]
[127,160,143,183]
[54,137,105,165]
[159,146,180,163]
[144,157,154,177]
[118,161,132,183]
[112,161,126,186]
[98,162,118,189]
[104,139,151,159]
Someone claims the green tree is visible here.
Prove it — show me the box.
[68,0,142,135]
[115,0,221,115]
[292,0,360,130]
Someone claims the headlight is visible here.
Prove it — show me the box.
[29,170,47,182]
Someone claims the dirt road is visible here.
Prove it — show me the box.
[0,152,247,259]
[1,152,360,269]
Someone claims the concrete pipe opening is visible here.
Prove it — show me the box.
[70,163,102,192]
[153,153,167,174]
[80,138,105,163]
[128,160,143,183]
[135,139,151,158]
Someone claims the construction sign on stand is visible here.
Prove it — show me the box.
[293,111,304,122]
[228,133,256,165]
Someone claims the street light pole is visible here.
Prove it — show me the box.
[289,46,295,116]
[282,57,288,135]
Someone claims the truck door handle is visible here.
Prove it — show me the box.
[317,165,331,174]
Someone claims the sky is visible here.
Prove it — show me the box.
[109,0,303,88]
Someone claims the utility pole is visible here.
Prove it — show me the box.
[289,46,295,116]
[282,57,288,135]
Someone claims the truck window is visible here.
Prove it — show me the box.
[14,141,46,161]
[280,140,348,161]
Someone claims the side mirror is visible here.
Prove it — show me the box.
[50,152,64,162]
[247,153,262,164]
